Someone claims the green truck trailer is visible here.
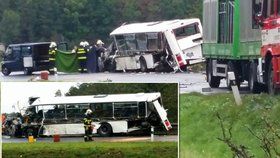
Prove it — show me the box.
[203,0,266,92]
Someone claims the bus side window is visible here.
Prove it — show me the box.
[174,23,200,40]
[138,102,146,117]
[124,34,137,51]
[115,35,126,53]
[147,33,158,50]
[135,33,147,51]
[114,102,138,118]
[92,103,113,118]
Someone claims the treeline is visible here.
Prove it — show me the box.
[0,0,202,46]
[65,83,178,122]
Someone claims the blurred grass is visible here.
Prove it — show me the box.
[180,93,280,158]
[3,142,177,158]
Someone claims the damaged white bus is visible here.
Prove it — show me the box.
[21,93,172,137]
[108,19,203,72]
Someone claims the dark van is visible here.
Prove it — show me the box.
[1,42,51,76]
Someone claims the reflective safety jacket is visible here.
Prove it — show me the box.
[49,49,56,61]
[83,117,92,126]
[77,47,87,60]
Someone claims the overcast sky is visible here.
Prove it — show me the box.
[1,82,78,114]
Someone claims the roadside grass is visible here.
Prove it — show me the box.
[180,92,280,158]
[3,142,177,158]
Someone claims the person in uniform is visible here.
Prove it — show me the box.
[48,42,57,74]
[77,42,88,73]
[83,109,94,142]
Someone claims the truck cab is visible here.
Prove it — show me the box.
[1,42,51,76]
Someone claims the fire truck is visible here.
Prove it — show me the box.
[203,0,280,94]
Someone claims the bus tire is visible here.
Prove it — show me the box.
[2,66,11,76]
[139,57,147,72]
[267,61,276,95]
[24,67,32,75]
[97,123,112,137]
[206,60,220,88]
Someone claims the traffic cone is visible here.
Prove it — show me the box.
[53,134,60,142]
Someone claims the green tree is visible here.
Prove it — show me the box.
[0,10,20,44]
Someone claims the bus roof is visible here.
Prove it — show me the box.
[8,42,51,47]
[110,18,200,36]
[31,93,161,106]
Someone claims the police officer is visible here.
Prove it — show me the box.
[49,42,57,74]
[77,42,88,73]
[83,109,94,142]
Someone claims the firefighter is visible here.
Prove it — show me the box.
[49,42,57,74]
[83,109,94,142]
[77,42,88,73]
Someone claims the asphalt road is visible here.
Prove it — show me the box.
[2,135,178,143]
[0,71,251,94]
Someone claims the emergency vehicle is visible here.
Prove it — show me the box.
[203,0,280,94]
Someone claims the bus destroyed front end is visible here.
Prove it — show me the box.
[146,99,172,131]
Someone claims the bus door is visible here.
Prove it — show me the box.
[164,22,203,66]
[152,100,172,131]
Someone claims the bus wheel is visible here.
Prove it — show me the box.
[24,68,32,75]
[207,60,220,88]
[2,66,11,76]
[248,61,259,93]
[139,57,147,72]
[97,123,112,137]
[267,61,276,95]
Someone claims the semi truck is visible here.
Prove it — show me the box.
[203,0,280,94]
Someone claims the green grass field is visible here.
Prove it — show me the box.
[180,93,280,158]
[3,142,177,158]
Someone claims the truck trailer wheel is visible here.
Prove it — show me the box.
[248,61,259,93]
[267,62,276,95]
[2,66,11,76]
[97,123,113,137]
[207,60,220,88]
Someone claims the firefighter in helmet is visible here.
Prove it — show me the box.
[77,41,88,73]
[83,109,94,142]
[49,42,57,74]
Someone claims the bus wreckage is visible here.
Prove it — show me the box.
[106,19,204,72]
[4,93,172,137]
